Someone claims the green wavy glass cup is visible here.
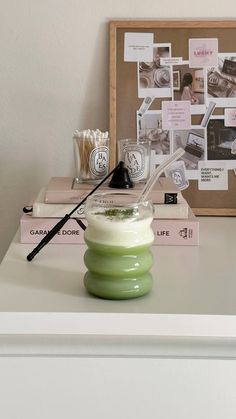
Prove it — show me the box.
[83,192,154,300]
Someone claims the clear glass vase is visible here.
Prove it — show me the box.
[83,192,154,300]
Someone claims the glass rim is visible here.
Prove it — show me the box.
[86,191,152,207]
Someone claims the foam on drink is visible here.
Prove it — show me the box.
[85,210,154,248]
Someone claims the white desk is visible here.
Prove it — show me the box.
[0,218,236,419]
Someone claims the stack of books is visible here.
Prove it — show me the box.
[20,177,199,246]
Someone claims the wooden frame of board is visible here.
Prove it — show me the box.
[109,19,236,215]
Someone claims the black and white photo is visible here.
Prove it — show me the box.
[138,44,172,98]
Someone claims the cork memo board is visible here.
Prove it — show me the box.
[109,20,236,215]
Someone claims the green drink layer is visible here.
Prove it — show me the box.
[84,248,153,277]
[83,240,153,299]
[84,271,153,300]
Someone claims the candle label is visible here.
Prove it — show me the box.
[89,146,109,177]
[123,144,146,180]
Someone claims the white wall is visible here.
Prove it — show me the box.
[0,0,235,261]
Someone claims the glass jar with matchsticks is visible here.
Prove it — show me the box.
[73,129,109,183]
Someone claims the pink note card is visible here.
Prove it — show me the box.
[189,38,218,68]
[225,108,236,127]
[162,100,191,130]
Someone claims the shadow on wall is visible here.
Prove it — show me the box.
[0,157,42,262]
[0,20,109,263]
[77,21,109,132]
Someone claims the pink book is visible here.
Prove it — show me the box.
[20,209,199,246]
[20,216,86,244]
[152,208,199,245]
[44,176,181,204]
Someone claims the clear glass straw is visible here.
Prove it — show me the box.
[137,147,185,202]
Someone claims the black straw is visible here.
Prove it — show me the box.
[26,162,121,261]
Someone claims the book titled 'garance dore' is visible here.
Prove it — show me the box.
[20,208,199,246]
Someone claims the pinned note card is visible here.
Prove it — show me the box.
[189,38,218,68]
[198,161,228,190]
[124,32,154,62]
[162,101,191,130]
[225,108,236,127]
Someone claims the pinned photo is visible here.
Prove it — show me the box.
[207,117,236,168]
[172,62,205,114]
[207,54,236,107]
[138,43,172,98]
[137,110,170,158]
[172,128,206,178]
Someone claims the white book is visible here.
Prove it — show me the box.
[24,188,189,219]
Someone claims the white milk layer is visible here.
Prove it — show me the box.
[85,213,154,247]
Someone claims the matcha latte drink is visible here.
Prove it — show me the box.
[83,193,154,299]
